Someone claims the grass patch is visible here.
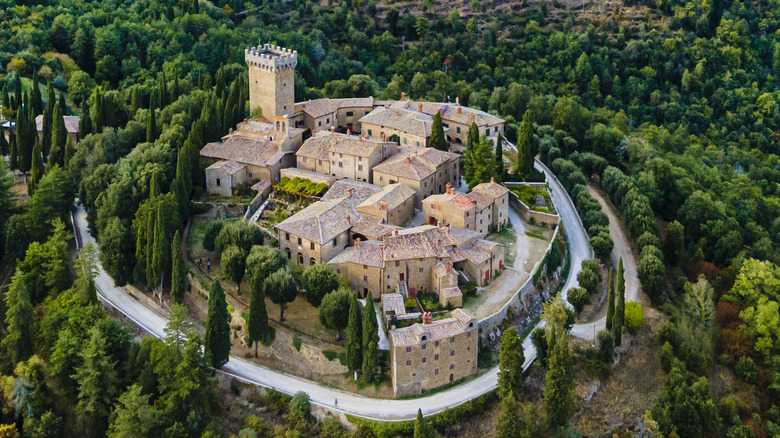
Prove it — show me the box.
[525,229,547,240]
[322,349,346,365]
[487,222,517,266]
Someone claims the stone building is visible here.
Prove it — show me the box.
[293,97,375,132]
[35,114,80,146]
[386,98,504,144]
[295,129,397,183]
[422,191,479,231]
[356,183,416,226]
[372,147,460,204]
[389,309,478,396]
[246,45,297,118]
[328,238,384,299]
[471,178,510,229]
[359,104,437,147]
[204,160,247,196]
[200,116,304,193]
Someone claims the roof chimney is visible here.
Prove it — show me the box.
[445,263,451,274]
[445,181,452,191]
[347,187,354,198]
[422,312,433,324]
[228,127,233,134]
[385,104,390,109]
[395,110,400,116]
[393,229,399,236]
[346,128,351,136]
[243,118,247,123]
[491,176,495,183]
[405,156,411,164]
[446,224,450,235]
[355,237,361,248]
[457,107,462,114]
[418,103,423,112]
[456,97,460,105]
[401,92,407,101]
[330,126,336,133]
[346,215,351,225]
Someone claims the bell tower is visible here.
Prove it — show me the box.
[245,44,297,118]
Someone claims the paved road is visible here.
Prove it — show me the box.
[71,157,621,421]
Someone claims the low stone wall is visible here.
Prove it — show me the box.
[505,182,547,190]
[508,191,560,226]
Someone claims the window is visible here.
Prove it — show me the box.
[467,332,471,337]
[363,275,367,281]
[404,138,408,144]
[422,357,426,364]
[406,360,411,366]
[450,337,455,343]
[416,141,420,146]
[318,121,322,127]
[399,273,404,281]
[422,344,426,350]
[406,347,411,352]
[339,153,343,158]
[380,176,383,181]
[298,237,302,245]
[248,172,253,178]
[485,129,489,136]
[495,126,498,132]
[435,341,439,347]
[435,354,439,361]
[319,160,323,165]
[285,233,290,241]
[424,182,427,187]
[419,267,423,273]
[466,212,470,217]
[216,178,221,186]
[336,268,341,274]
[332,161,336,165]
[302,157,307,163]
[326,118,330,124]
[450,350,454,356]
[333,237,338,246]
[346,111,353,116]
[339,162,343,167]
[310,257,316,266]
[457,127,461,133]
[434,368,439,375]
[368,129,373,136]
[307,242,314,250]
[358,165,363,171]
[395,261,399,267]
[285,248,291,259]
[449,364,454,370]
[363,265,368,270]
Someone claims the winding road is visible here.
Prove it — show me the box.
[72,157,636,421]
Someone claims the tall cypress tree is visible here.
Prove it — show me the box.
[13,73,22,113]
[498,327,525,397]
[345,294,363,373]
[28,138,44,196]
[248,273,270,358]
[31,70,43,116]
[9,134,18,170]
[1,270,34,367]
[517,110,534,176]
[63,134,75,169]
[496,393,521,438]
[158,72,167,109]
[41,81,55,158]
[544,335,574,431]
[147,105,156,143]
[171,230,186,305]
[464,122,479,186]
[413,409,435,438]
[495,131,505,181]
[362,300,379,381]
[606,267,615,331]
[16,95,32,173]
[130,87,140,116]
[613,258,625,346]
[150,205,167,293]
[51,98,67,166]
[92,88,104,134]
[0,126,8,157]
[58,92,67,116]
[205,280,231,368]
[145,207,156,289]
[429,112,447,151]
[79,99,93,139]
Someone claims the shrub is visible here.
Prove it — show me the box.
[567,287,589,313]
[735,356,758,383]
[659,342,674,373]
[202,220,225,251]
[623,302,645,332]
[597,330,615,364]
[293,336,302,351]
[531,328,548,368]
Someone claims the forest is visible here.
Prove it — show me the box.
[1,0,780,434]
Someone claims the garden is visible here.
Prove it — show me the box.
[509,184,555,214]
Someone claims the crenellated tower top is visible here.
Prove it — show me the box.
[245,44,298,73]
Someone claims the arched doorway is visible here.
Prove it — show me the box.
[297,253,304,265]
[389,134,400,144]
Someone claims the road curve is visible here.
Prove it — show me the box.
[72,158,600,421]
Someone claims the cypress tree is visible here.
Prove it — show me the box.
[1,271,34,366]
[171,230,186,305]
[495,131,505,181]
[58,92,66,116]
[613,258,625,346]
[92,88,104,133]
[28,138,44,196]
[429,112,447,151]
[362,300,379,381]
[413,409,435,438]
[130,87,140,116]
[64,134,75,168]
[345,294,363,373]
[79,99,93,139]
[517,110,534,176]
[147,106,156,143]
[51,98,67,164]
[194,0,199,14]
[498,327,524,397]
[248,273,270,358]
[158,72,167,108]
[172,74,180,103]
[41,81,55,158]
[16,96,31,173]
[9,134,18,170]
[150,172,161,199]
[0,126,8,157]
[150,205,167,292]
[176,145,193,199]
[1,81,7,109]
[464,122,479,186]
[13,73,22,113]
[205,280,231,368]
[31,70,43,116]
[496,393,521,438]
[145,207,156,288]
[544,335,574,431]
[606,267,615,331]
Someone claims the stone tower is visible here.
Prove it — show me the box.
[245,44,297,118]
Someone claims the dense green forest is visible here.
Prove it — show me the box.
[1,0,780,434]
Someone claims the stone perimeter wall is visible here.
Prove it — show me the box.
[505,182,561,226]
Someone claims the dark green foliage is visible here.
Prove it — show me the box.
[531,328,548,368]
[413,409,435,438]
[498,327,524,397]
[566,287,589,313]
[429,112,447,151]
[302,264,340,307]
[362,300,379,381]
[544,334,574,431]
[735,356,757,383]
[42,82,55,158]
[171,230,186,304]
[264,268,297,321]
[664,220,685,265]
[613,258,625,346]
[577,258,600,296]
[248,272,270,357]
[496,394,521,438]
[516,110,535,175]
[659,342,674,373]
[221,244,247,294]
[205,280,231,368]
[51,99,67,165]
[74,326,119,436]
[318,288,352,332]
[345,293,363,373]
[597,330,614,365]
[29,138,44,196]
[495,131,505,181]
[202,221,224,252]
[214,221,263,257]
[2,270,34,367]
[638,246,665,302]
[606,267,615,331]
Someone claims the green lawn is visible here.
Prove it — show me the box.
[487,222,517,266]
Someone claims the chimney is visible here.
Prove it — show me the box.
[347,187,354,198]
[346,215,351,225]
[456,97,460,105]
[243,118,247,123]
[381,133,387,141]
[401,92,407,101]
[422,312,433,324]
[346,128,351,136]
[445,181,452,191]
[418,103,423,112]
[330,126,336,133]
[446,224,450,235]
[355,237,361,248]
[405,156,411,164]
[445,263,451,274]
[228,127,233,134]
[491,176,495,183]
[393,229,399,236]
[457,107,462,114]
[385,104,390,109]
[395,110,400,116]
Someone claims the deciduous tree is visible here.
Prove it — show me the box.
[302,264,340,307]
[264,269,297,321]
[221,245,247,295]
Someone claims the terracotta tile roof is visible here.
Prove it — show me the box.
[441,287,463,300]
[471,239,501,252]
[35,115,80,133]
[423,192,476,212]
[359,107,435,138]
[350,216,398,240]
[206,160,246,174]
[465,190,493,211]
[234,116,304,139]
[358,183,415,211]
[321,180,382,204]
[295,133,331,161]
[251,180,271,192]
[295,99,338,119]
[275,197,358,244]
[372,147,458,182]
[432,262,455,278]
[383,227,455,261]
[390,310,476,347]
[405,225,481,247]
[472,180,510,199]
[327,239,384,268]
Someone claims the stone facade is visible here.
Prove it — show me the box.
[389,309,478,396]
[205,160,247,196]
[471,178,511,230]
[246,45,297,118]
[372,147,460,204]
[296,130,397,183]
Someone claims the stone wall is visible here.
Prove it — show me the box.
[507,190,560,226]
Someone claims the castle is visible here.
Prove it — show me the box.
[201,44,510,396]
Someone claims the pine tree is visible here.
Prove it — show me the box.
[74,326,118,436]
[150,205,167,292]
[413,409,435,438]
[1,270,34,367]
[41,81,55,159]
[498,327,525,397]
[171,230,186,305]
[495,131,505,181]
[248,273,270,358]
[345,294,363,373]
[429,112,447,151]
[544,335,574,431]
[606,267,615,331]
[28,138,44,196]
[205,280,231,368]
[362,300,379,381]
[613,258,625,346]
[496,393,521,438]
[78,99,93,139]
[517,110,534,176]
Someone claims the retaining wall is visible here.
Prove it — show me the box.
[508,191,560,226]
